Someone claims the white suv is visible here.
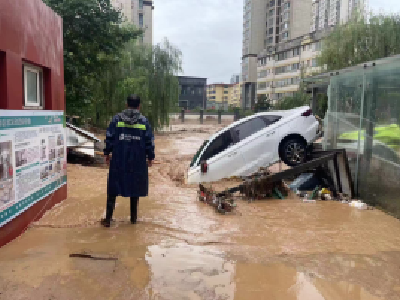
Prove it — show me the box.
[187,106,320,183]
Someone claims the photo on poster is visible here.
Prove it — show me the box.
[40,139,47,161]
[49,163,54,177]
[58,147,64,159]
[15,147,39,168]
[55,160,61,173]
[57,134,64,146]
[48,136,56,160]
[49,149,56,160]
[0,141,15,207]
[40,165,49,180]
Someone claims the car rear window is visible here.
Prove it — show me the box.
[234,117,266,141]
[259,115,282,126]
[199,130,234,162]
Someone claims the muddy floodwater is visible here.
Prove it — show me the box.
[1,124,400,300]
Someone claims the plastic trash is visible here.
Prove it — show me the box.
[357,203,368,210]
[349,200,368,210]
[321,194,332,201]
[309,186,320,200]
[303,199,317,203]
[289,173,321,192]
[321,188,331,195]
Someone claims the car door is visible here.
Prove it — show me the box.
[188,129,245,183]
[232,116,282,175]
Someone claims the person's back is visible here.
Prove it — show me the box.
[101,94,155,227]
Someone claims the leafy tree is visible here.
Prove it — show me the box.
[44,0,141,115]
[255,94,272,112]
[273,93,309,110]
[319,14,400,71]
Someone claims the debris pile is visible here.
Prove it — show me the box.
[241,168,290,200]
[294,185,371,209]
[198,184,237,214]
[198,167,290,214]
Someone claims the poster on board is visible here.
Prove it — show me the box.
[0,110,67,227]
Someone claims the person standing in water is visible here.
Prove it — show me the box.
[101,94,155,227]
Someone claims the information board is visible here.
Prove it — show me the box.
[0,110,67,227]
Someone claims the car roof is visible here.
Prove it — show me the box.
[208,106,310,141]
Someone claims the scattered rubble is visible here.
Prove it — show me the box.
[196,148,372,213]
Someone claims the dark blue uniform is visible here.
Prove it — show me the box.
[104,111,155,197]
[102,109,155,224]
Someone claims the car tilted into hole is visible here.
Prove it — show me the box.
[187,106,320,184]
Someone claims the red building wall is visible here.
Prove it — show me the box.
[0,0,67,247]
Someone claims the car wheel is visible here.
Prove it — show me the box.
[281,138,307,166]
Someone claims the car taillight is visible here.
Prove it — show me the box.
[201,161,208,174]
[302,109,312,117]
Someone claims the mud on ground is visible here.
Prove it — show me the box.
[1,125,400,300]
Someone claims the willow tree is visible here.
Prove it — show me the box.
[91,38,182,130]
[319,14,400,71]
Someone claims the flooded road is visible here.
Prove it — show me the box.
[1,124,400,300]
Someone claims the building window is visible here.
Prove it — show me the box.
[269,9,275,17]
[312,58,318,67]
[24,64,43,107]
[258,82,267,89]
[139,13,144,27]
[139,0,143,9]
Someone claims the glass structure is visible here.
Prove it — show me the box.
[323,56,400,216]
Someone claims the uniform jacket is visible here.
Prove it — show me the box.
[104,109,155,197]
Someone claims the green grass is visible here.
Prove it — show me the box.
[338,124,400,151]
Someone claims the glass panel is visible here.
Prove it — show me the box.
[260,115,281,126]
[26,70,38,104]
[200,131,234,162]
[358,62,400,212]
[325,71,364,192]
[325,59,400,215]
[234,118,266,141]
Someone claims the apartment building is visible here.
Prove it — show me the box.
[230,74,241,84]
[207,84,232,110]
[242,0,267,109]
[111,0,154,45]
[206,84,241,109]
[257,31,327,103]
[230,83,242,108]
[256,0,367,102]
[311,0,367,32]
[242,0,313,109]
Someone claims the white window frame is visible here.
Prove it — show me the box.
[24,64,43,108]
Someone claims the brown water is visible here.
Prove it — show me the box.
[1,125,400,300]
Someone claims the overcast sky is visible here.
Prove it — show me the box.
[154,0,400,85]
